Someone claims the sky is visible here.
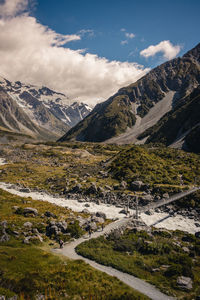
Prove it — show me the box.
[0,0,199,105]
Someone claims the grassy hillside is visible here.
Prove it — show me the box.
[59,94,136,142]
[77,228,200,299]
[0,189,148,299]
[109,145,200,186]
[0,142,199,207]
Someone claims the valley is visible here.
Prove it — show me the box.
[0,24,199,299]
[0,141,200,299]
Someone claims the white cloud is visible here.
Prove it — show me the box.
[78,29,94,38]
[121,40,128,45]
[125,32,135,39]
[120,30,135,46]
[0,0,149,105]
[0,0,29,17]
[140,40,181,60]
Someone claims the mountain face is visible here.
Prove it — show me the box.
[0,87,55,139]
[0,77,92,139]
[59,43,200,147]
[137,86,200,153]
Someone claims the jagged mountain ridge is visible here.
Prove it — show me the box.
[59,43,200,146]
[0,76,92,139]
[0,87,55,139]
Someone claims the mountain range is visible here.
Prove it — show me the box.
[59,43,200,153]
[0,76,92,140]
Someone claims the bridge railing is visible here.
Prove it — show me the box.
[139,186,200,213]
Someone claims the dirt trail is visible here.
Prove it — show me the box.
[56,218,175,300]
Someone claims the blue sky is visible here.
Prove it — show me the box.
[34,0,200,68]
[0,0,199,104]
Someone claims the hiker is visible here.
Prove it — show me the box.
[89,227,92,237]
[101,223,104,231]
[59,239,64,249]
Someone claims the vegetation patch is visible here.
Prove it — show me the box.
[0,189,148,299]
[76,228,200,299]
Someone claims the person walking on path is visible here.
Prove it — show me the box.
[88,227,92,237]
[101,223,104,231]
[59,239,64,249]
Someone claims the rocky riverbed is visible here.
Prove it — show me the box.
[0,181,199,234]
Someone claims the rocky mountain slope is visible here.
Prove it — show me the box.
[0,76,92,139]
[0,87,55,139]
[59,43,200,148]
[137,86,200,153]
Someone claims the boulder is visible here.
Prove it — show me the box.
[96,212,106,219]
[195,231,200,238]
[24,235,43,244]
[19,188,30,193]
[35,295,45,300]
[140,194,153,205]
[32,228,39,234]
[131,181,144,191]
[163,193,169,199]
[12,206,19,211]
[71,184,82,193]
[23,237,30,244]
[1,220,7,228]
[23,207,38,216]
[35,235,43,243]
[87,183,98,194]
[77,217,88,227]
[23,222,33,228]
[82,208,90,214]
[119,209,127,215]
[90,222,97,231]
[177,276,193,290]
[49,221,56,226]
[0,234,10,242]
[182,247,190,254]
[44,211,57,218]
[145,210,154,215]
[92,216,104,223]
[57,221,68,232]
[47,225,59,235]
[120,181,127,189]
[105,185,112,191]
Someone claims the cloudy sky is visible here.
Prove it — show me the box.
[0,0,199,105]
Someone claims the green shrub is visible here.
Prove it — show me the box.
[113,239,135,253]
[164,264,182,277]
[67,220,83,238]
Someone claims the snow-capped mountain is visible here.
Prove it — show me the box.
[0,76,92,139]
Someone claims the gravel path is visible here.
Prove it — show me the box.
[55,218,175,300]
